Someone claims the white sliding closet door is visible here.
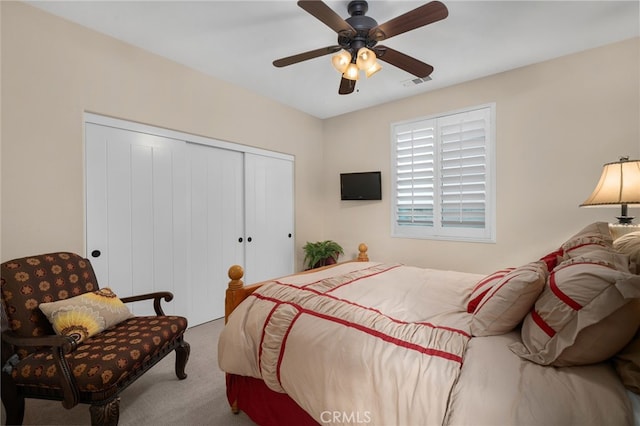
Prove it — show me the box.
[244,153,294,284]
[85,123,188,317]
[187,143,244,324]
[86,115,295,326]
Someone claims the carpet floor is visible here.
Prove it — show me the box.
[1,318,257,426]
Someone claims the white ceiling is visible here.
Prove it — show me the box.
[27,0,639,119]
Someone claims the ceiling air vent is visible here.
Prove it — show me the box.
[402,76,432,87]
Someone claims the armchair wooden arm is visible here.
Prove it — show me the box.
[2,331,78,354]
[120,291,174,316]
[2,330,80,409]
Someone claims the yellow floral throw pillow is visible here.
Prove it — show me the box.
[39,288,133,343]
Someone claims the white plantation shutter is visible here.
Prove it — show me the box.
[392,105,495,242]
[395,121,436,226]
[439,110,488,229]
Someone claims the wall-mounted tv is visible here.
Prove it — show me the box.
[340,171,382,200]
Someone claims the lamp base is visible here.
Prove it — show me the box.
[609,222,640,239]
[616,216,634,224]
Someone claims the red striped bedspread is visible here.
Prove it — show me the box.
[218,262,479,425]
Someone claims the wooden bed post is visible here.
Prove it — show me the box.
[358,243,369,262]
[225,265,245,324]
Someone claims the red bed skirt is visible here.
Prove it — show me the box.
[226,374,319,425]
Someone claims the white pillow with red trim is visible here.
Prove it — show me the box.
[614,231,640,274]
[466,268,515,314]
[510,252,640,366]
[561,221,613,259]
[470,261,547,337]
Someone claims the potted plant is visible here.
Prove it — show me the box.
[303,240,344,270]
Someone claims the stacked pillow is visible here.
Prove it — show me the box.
[614,231,640,273]
[467,222,640,372]
[508,222,640,366]
[469,262,547,337]
[467,267,515,314]
[614,329,640,394]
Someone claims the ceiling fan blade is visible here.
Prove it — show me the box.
[273,46,342,67]
[297,1,356,38]
[369,1,448,42]
[374,46,434,78]
[339,77,356,95]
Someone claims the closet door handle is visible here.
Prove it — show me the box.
[247,237,252,242]
[288,233,292,238]
[238,237,243,243]
[91,250,101,258]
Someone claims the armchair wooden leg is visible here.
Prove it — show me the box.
[1,373,25,425]
[89,397,120,426]
[231,400,240,414]
[174,338,190,380]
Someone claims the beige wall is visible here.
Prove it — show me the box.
[2,2,639,276]
[323,37,640,273]
[1,1,326,267]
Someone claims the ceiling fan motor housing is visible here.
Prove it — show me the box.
[347,0,368,16]
[342,1,378,53]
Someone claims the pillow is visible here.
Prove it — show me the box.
[510,252,640,366]
[561,221,613,259]
[470,261,547,337]
[539,247,564,271]
[39,288,133,343]
[558,300,640,365]
[614,231,640,274]
[613,330,640,394]
[466,268,515,313]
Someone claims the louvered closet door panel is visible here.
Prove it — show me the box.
[85,124,188,317]
[187,143,244,324]
[244,153,294,284]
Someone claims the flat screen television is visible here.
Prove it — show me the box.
[340,171,382,200]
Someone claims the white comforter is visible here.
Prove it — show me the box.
[218,262,634,426]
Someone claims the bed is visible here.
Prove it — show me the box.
[218,223,640,425]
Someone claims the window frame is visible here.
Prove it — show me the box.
[390,103,496,243]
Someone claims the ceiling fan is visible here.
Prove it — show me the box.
[273,0,449,95]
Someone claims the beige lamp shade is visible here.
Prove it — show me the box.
[581,158,640,225]
[581,159,640,206]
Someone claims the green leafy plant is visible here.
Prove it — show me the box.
[303,240,344,270]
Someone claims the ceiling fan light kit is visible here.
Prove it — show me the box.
[365,60,383,78]
[344,62,360,81]
[331,47,380,81]
[332,50,352,73]
[356,47,376,70]
[274,0,449,94]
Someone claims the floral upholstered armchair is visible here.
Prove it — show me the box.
[1,252,190,426]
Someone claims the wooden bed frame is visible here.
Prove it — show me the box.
[223,243,369,422]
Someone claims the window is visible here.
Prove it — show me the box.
[391,104,495,242]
